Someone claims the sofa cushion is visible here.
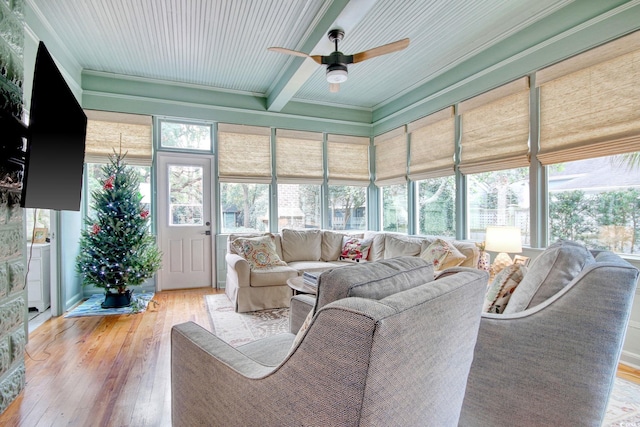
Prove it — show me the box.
[504,240,596,313]
[340,236,373,261]
[287,260,343,274]
[383,234,423,258]
[315,256,435,313]
[231,234,287,269]
[420,239,466,270]
[281,228,322,262]
[321,231,346,261]
[483,263,527,313]
[453,241,481,268]
[250,264,299,287]
[364,231,386,261]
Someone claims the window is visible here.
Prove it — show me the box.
[160,121,211,151]
[416,176,455,236]
[382,184,408,233]
[220,183,270,233]
[277,184,321,229]
[467,167,529,244]
[548,153,640,254]
[328,185,367,230]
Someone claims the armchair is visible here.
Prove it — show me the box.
[172,266,487,426]
[459,250,639,427]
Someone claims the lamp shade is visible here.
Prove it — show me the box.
[484,226,522,253]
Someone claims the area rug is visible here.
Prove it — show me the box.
[604,377,640,426]
[64,292,155,318]
[204,294,289,347]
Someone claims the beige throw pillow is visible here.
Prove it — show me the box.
[420,238,466,270]
[483,264,527,313]
[231,234,287,269]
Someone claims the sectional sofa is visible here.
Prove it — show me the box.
[225,228,480,312]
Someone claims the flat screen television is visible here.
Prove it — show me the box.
[20,41,87,211]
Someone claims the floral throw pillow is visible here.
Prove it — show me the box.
[420,239,466,270]
[231,234,287,269]
[483,263,527,313]
[340,236,372,261]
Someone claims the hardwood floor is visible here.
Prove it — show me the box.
[1,287,638,426]
[0,288,219,427]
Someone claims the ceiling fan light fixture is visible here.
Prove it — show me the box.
[326,64,348,84]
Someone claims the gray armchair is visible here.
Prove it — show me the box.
[459,250,639,427]
[172,262,487,426]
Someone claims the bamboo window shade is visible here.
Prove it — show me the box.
[374,126,407,186]
[458,77,530,174]
[218,123,272,183]
[84,110,152,166]
[408,107,455,180]
[276,129,324,184]
[327,134,370,185]
[536,30,640,165]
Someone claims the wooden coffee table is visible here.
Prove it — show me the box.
[287,276,317,295]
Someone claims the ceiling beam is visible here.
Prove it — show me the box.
[266,0,379,112]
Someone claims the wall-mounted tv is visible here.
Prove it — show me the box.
[20,41,87,211]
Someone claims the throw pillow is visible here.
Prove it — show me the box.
[420,239,466,270]
[383,234,422,258]
[483,264,527,313]
[231,234,287,269]
[503,239,595,313]
[340,236,372,261]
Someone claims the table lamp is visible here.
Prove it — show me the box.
[484,226,522,276]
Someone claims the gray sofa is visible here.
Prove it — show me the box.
[459,242,640,427]
[225,228,480,312]
[172,257,488,426]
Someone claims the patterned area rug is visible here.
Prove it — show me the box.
[604,377,640,426]
[204,294,289,347]
[64,292,155,317]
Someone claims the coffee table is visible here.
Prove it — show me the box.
[287,276,317,295]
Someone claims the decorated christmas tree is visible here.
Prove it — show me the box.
[76,152,161,308]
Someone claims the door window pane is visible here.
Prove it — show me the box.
[382,184,408,233]
[160,121,211,151]
[220,183,269,233]
[169,165,203,225]
[328,185,367,230]
[467,167,529,244]
[548,153,640,254]
[277,184,320,230]
[416,176,455,237]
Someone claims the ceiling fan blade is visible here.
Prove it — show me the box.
[329,83,340,93]
[267,47,323,64]
[352,38,410,63]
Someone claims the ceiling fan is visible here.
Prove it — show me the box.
[268,29,410,92]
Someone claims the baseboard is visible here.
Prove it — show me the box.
[620,350,640,370]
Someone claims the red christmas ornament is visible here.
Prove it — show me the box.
[92,224,101,234]
[104,175,115,190]
[140,210,150,219]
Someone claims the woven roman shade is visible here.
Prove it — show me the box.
[327,134,370,185]
[458,77,530,174]
[276,129,323,184]
[536,31,640,165]
[84,110,152,166]
[408,107,455,180]
[218,123,272,183]
[374,126,407,186]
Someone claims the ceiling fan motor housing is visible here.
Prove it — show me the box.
[326,63,348,83]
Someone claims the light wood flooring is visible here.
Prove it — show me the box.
[0,287,219,427]
[1,287,638,426]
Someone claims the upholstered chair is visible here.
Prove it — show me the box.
[172,259,488,426]
[459,249,639,427]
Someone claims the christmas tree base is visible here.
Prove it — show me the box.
[101,290,133,309]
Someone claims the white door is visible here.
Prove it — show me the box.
[157,153,214,290]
